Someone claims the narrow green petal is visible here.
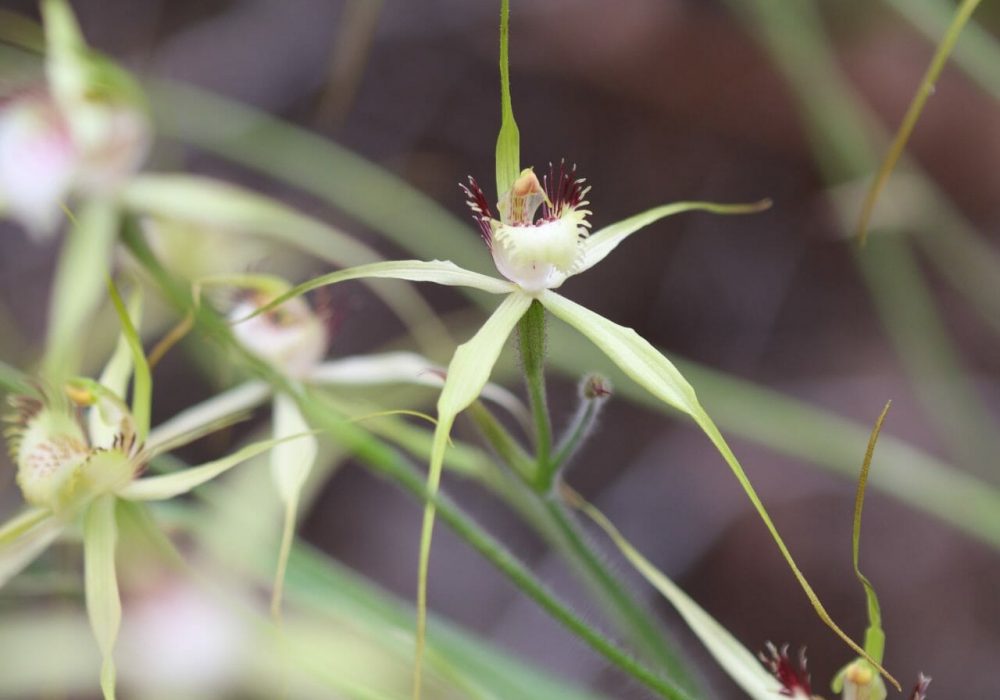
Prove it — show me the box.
[539,290,896,687]
[120,174,455,354]
[119,432,311,501]
[106,280,151,441]
[577,199,771,276]
[414,291,531,698]
[144,380,271,456]
[270,393,317,619]
[248,260,514,322]
[309,351,531,431]
[43,197,118,380]
[87,287,143,445]
[563,486,780,699]
[83,495,120,700]
[0,509,63,588]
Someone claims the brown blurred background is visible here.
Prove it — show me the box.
[2,1,1000,697]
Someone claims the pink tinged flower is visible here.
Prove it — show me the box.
[759,642,818,700]
[462,161,591,293]
[0,94,78,236]
[229,293,330,379]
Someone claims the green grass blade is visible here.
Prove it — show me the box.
[82,495,120,700]
[856,0,984,244]
[495,0,519,199]
[121,174,456,355]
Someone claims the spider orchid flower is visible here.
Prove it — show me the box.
[0,291,310,700]
[0,0,150,238]
[242,162,877,697]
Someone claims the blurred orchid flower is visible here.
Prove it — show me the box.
[0,287,308,700]
[0,0,149,239]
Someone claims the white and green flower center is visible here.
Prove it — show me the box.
[462,162,592,293]
[230,293,329,379]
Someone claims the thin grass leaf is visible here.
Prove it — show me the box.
[414,291,531,700]
[248,261,514,321]
[43,197,117,380]
[144,380,271,456]
[561,485,780,699]
[495,0,519,199]
[856,0,984,244]
[578,199,772,275]
[270,393,318,619]
[83,495,120,700]
[106,280,151,441]
[119,431,314,501]
[852,401,891,663]
[538,289,899,690]
[0,510,63,588]
[120,174,453,355]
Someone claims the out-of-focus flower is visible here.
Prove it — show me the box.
[0,0,150,239]
[833,659,887,700]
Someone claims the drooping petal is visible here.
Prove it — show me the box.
[576,199,771,277]
[539,290,889,681]
[563,487,781,700]
[83,494,121,700]
[118,432,312,501]
[414,291,532,692]
[89,289,143,449]
[269,393,318,618]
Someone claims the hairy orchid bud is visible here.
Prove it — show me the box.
[462,161,591,293]
[581,373,612,401]
[230,293,329,379]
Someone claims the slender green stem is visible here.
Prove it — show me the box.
[544,492,700,694]
[517,300,553,488]
[468,401,535,484]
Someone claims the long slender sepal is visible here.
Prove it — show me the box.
[539,290,899,690]
[413,291,532,700]
[106,280,151,441]
[561,484,781,700]
[577,199,771,276]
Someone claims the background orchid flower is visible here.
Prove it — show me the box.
[0,0,150,238]
[0,286,310,700]
[251,3,887,696]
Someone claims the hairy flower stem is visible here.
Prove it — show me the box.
[468,401,535,483]
[517,300,553,489]
[122,221,694,700]
[544,492,701,694]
